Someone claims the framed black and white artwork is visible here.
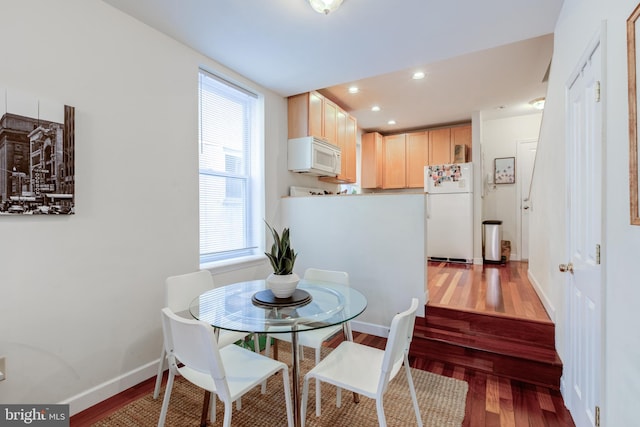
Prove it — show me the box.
[0,88,75,215]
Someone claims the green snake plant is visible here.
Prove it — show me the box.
[264,221,297,275]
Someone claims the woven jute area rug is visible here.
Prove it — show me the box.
[94,346,468,426]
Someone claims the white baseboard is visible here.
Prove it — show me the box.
[61,359,160,416]
[527,268,556,322]
[64,320,392,416]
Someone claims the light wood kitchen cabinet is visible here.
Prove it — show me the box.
[323,98,338,146]
[361,122,471,190]
[361,132,383,188]
[428,127,452,165]
[451,124,472,162]
[342,114,357,182]
[288,91,324,138]
[382,134,407,189]
[320,108,356,184]
[406,131,429,188]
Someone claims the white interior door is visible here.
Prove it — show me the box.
[517,140,537,260]
[564,35,603,427]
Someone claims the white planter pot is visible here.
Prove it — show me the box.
[266,272,300,298]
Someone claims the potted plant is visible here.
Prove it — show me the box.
[264,221,299,298]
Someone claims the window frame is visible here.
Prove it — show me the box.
[198,68,265,272]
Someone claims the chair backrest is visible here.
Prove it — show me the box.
[161,307,231,401]
[303,268,349,286]
[378,298,419,393]
[165,270,214,312]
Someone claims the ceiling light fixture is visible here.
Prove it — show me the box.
[387,120,396,125]
[309,0,343,15]
[412,71,426,80]
[530,97,546,110]
[348,86,359,94]
[371,105,380,112]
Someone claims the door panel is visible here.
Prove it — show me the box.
[565,36,602,427]
[517,141,537,260]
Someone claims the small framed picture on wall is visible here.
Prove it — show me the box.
[494,157,515,184]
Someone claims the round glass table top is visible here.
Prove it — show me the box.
[189,279,367,334]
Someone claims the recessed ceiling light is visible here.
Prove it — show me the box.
[412,71,426,80]
[371,105,381,112]
[348,86,359,94]
[387,120,396,125]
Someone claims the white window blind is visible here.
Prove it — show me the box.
[199,70,260,264]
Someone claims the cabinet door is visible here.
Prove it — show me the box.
[336,109,348,180]
[406,131,429,188]
[343,114,357,182]
[382,134,406,189]
[323,98,338,145]
[429,128,452,165]
[309,91,324,138]
[361,132,383,188]
[451,124,472,162]
[287,91,324,139]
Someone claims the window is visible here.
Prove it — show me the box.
[199,70,262,265]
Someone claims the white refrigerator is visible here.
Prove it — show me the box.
[424,162,473,263]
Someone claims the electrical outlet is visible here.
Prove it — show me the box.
[0,356,5,381]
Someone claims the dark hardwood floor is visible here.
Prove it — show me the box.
[71,261,574,426]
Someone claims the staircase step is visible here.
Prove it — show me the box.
[424,304,556,349]
[410,304,563,390]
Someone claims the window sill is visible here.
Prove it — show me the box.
[201,254,268,275]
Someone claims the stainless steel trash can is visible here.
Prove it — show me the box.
[482,220,502,263]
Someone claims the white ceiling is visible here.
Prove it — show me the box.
[102,0,562,133]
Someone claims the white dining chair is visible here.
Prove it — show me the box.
[157,307,293,427]
[300,298,423,427]
[153,270,258,400]
[265,268,352,414]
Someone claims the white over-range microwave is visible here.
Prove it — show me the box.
[287,136,341,177]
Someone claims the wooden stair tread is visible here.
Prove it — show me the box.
[415,326,562,365]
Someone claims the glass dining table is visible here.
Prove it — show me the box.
[189,279,367,427]
[189,278,367,427]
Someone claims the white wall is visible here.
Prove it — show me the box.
[481,114,542,260]
[281,193,427,335]
[0,0,303,413]
[529,1,640,425]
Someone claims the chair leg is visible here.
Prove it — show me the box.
[301,375,311,427]
[315,347,322,417]
[153,345,166,399]
[404,358,424,427]
[375,396,388,427]
[157,371,175,427]
[281,367,294,427]
[253,333,260,353]
[222,401,233,427]
[265,335,272,357]
[210,393,216,423]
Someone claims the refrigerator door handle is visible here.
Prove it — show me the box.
[426,193,431,219]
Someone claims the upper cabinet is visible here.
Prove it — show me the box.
[406,131,429,188]
[382,134,407,189]
[288,91,357,183]
[451,124,472,161]
[288,91,323,139]
[428,127,451,165]
[361,132,383,188]
[361,123,472,189]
